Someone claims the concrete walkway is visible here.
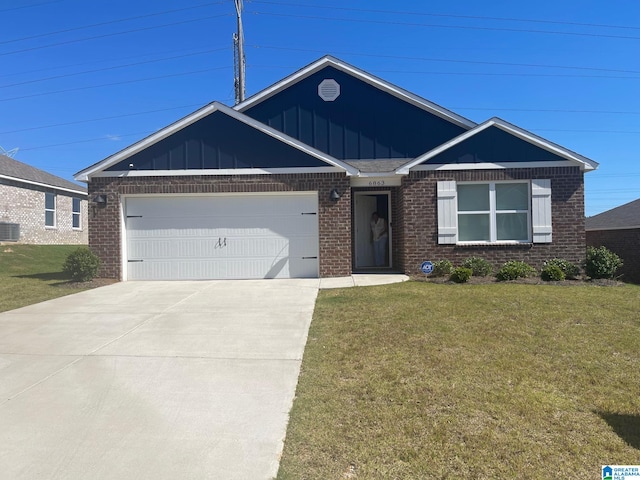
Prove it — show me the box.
[0,274,408,479]
[319,273,410,289]
[0,280,319,480]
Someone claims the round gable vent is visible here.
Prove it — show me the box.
[318,79,340,102]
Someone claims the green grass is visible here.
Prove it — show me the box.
[278,282,640,479]
[0,244,93,312]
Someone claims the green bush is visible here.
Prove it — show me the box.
[541,264,566,282]
[584,246,623,279]
[543,258,580,279]
[63,247,100,282]
[431,259,453,277]
[461,256,493,276]
[495,261,536,281]
[450,267,473,283]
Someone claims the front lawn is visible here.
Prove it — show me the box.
[278,282,640,479]
[0,244,96,312]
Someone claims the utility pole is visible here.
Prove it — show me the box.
[233,0,246,104]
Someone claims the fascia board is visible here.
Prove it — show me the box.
[585,225,640,232]
[89,167,344,178]
[235,56,476,129]
[397,117,599,174]
[1,174,87,196]
[75,101,357,181]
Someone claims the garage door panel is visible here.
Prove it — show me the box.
[125,194,319,280]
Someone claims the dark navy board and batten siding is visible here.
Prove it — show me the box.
[426,126,568,165]
[106,111,329,171]
[243,66,467,161]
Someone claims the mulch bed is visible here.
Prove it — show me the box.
[411,274,627,287]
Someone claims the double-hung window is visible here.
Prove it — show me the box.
[72,198,81,229]
[45,193,56,228]
[437,179,552,245]
[457,182,530,243]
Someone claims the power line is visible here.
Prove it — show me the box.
[0,1,64,13]
[0,66,231,103]
[249,64,640,80]
[0,47,229,89]
[248,45,640,75]
[0,104,207,135]
[0,46,219,79]
[0,14,231,57]
[248,11,640,41]
[1,1,228,46]
[250,1,640,32]
[453,107,640,115]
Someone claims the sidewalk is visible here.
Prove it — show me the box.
[319,274,409,289]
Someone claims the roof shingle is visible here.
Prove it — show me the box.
[0,154,86,194]
[586,198,640,230]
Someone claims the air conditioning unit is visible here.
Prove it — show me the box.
[0,222,20,242]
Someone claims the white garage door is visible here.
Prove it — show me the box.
[124,193,319,280]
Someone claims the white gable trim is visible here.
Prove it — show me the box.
[0,173,87,196]
[411,160,577,171]
[396,117,598,174]
[235,55,476,130]
[89,166,344,178]
[74,102,357,182]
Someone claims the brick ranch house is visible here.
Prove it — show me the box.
[74,56,598,281]
[1,154,88,244]
[586,198,640,284]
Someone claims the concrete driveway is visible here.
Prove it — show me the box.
[0,279,319,480]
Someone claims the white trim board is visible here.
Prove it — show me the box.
[90,166,344,178]
[0,173,87,196]
[411,160,577,171]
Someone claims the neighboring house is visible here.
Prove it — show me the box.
[0,154,88,244]
[74,56,598,281]
[586,198,640,283]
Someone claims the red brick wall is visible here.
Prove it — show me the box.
[399,167,586,275]
[586,228,640,284]
[88,173,351,279]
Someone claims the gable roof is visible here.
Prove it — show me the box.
[235,55,476,130]
[396,117,599,173]
[74,102,358,181]
[586,198,640,231]
[0,154,87,195]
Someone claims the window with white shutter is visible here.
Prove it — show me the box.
[436,179,551,244]
[531,179,552,243]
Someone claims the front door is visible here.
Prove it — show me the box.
[354,191,391,269]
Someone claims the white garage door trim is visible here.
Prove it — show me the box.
[121,192,319,280]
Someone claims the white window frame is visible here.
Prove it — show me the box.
[72,197,82,230]
[456,181,531,244]
[45,192,56,228]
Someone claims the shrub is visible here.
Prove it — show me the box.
[541,264,566,282]
[63,247,100,282]
[431,259,453,277]
[461,256,493,276]
[584,246,623,279]
[543,258,580,279]
[450,267,473,283]
[495,261,537,281]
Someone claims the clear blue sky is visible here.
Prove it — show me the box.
[2,0,639,216]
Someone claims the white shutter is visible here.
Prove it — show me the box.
[531,179,552,243]
[437,181,457,244]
